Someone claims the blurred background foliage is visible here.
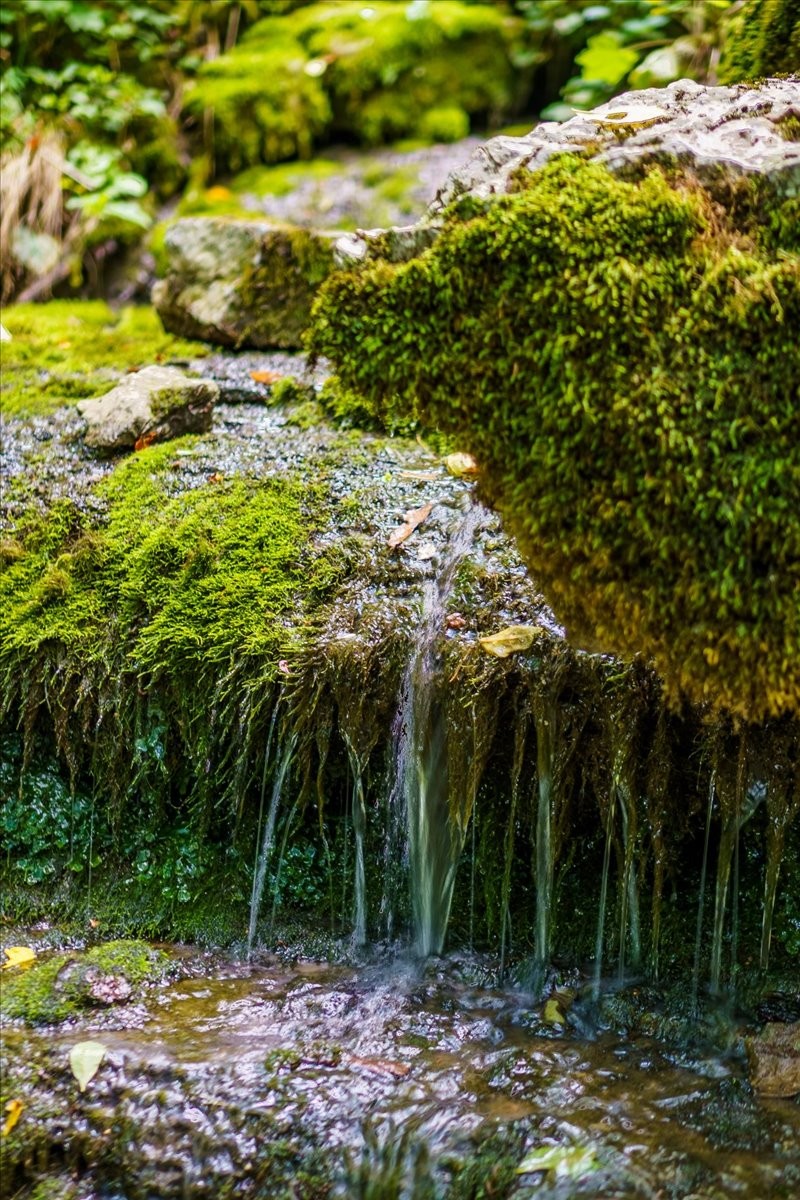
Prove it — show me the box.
[0,0,787,301]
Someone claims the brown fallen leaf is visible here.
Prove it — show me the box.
[250,369,284,385]
[388,502,435,549]
[134,430,158,452]
[347,1056,411,1078]
[478,625,542,658]
[397,470,440,482]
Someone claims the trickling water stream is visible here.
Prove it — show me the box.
[391,500,483,957]
[3,948,798,1200]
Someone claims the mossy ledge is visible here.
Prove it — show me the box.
[1,939,168,1024]
[309,150,800,722]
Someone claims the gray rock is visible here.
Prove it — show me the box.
[337,77,800,264]
[77,365,218,452]
[152,218,338,350]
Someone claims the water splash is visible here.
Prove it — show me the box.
[392,501,482,957]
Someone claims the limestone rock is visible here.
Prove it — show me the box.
[746,1022,800,1097]
[337,77,800,264]
[153,218,337,350]
[78,365,218,452]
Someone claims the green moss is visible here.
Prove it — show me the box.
[182,33,331,174]
[719,0,800,83]
[310,156,800,721]
[82,938,167,984]
[237,226,336,347]
[232,158,342,199]
[0,302,208,418]
[282,1,520,147]
[0,440,345,811]
[0,939,167,1024]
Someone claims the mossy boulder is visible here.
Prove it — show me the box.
[719,0,800,84]
[77,366,218,453]
[310,79,800,721]
[183,1,521,174]
[0,939,168,1024]
[273,0,521,147]
[182,28,331,174]
[153,217,338,349]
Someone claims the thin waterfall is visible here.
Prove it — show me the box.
[761,774,799,969]
[691,771,715,1013]
[246,732,294,957]
[593,789,616,1000]
[391,501,482,957]
[499,717,527,979]
[351,761,367,946]
[533,699,555,970]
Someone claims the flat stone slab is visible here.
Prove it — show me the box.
[77,365,218,452]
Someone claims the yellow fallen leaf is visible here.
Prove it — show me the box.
[478,625,542,658]
[2,946,36,970]
[543,998,565,1026]
[2,1099,23,1136]
[444,452,479,478]
[70,1041,107,1092]
[388,502,435,549]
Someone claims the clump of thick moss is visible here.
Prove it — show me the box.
[719,0,800,83]
[1,939,167,1024]
[184,1,521,174]
[182,31,331,174]
[284,0,521,147]
[0,302,207,418]
[310,155,800,721]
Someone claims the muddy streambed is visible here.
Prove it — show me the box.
[3,950,799,1199]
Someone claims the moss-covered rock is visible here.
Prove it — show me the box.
[182,29,331,175]
[278,0,521,147]
[309,80,800,721]
[182,1,522,175]
[153,217,337,349]
[719,0,800,83]
[0,302,208,419]
[77,365,218,452]
[0,939,167,1024]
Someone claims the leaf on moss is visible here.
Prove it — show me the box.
[388,502,435,548]
[478,625,542,658]
[2,947,36,970]
[69,1041,107,1092]
[1,1099,23,1136]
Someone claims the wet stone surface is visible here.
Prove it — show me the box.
[2,951,799,1199]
